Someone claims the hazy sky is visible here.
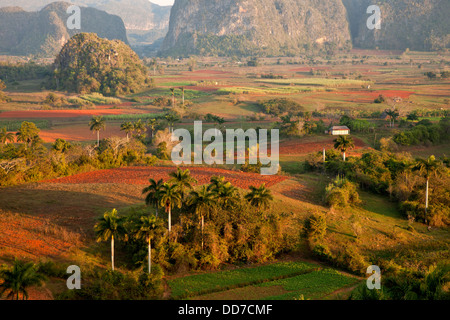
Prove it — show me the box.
[149,0,174,6]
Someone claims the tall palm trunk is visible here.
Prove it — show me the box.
[111,235,115,271]
[168,206,172,233]
[97,130,100,147]
[148,238,152,274]
[201,215,204,250]
[343,151,346,162]
[425,178,429,210]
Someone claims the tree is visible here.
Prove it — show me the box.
[385,109,400,128]
[149,58,158,76]
[244,184,274,212]
[168,168,197,200]
[170,88,176,107]
[142,178,164,216]
[414,155,441,222]
[165,113,180,134]
[334,135,355,161]
[94,209,126,271]
[15,121,40,148]
[407,112,419,122]
[208,176,239,209]
[158,183,182,234]
[0,260,46,300]
[0,127,14,145]
[89,116,106,147]
[0,79,11,102]
[133,215,164,274]
[120,122,134,141]
[181,87,185,106]
[133,120,147,139]
[188,186,215,249]
[147,119,157,140]
[52,138,71,152]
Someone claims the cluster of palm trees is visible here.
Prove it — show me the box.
[120,119,152,141]
[0,122,43,148]
[169,87,186,107]
[95,168,274,273]
[385,108,400,128]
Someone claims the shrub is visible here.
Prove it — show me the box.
[302,212,327,241]
[325,177,361,208]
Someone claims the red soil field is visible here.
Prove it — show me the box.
[44,166,287,189]
[190,70,232,75]
[280,136,367,155]
[0,212,75,259]
[38,124,124,143]
[0,108,140,119]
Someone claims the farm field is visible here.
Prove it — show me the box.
[0,49,449,301]
[43,166,288,188]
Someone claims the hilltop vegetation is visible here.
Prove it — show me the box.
[49,33,149,95]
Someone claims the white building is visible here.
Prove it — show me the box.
[327,126,350,136]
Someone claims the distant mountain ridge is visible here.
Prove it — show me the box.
[161,0,450,56]
[0,0,172,46]
[161,0,352,56]
[0,2,128,57]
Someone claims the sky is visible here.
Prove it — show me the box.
[149,0,174,6]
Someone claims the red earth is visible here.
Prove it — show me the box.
[44,166,287,189]
[0,108,142,119]
[280,136,367,155]
[38,124,124,143]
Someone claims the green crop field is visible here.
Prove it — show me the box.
[168,261,319,299]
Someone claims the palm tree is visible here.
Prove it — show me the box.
[170,88,176,107]
[385,109,400,128]
[133,215,164,274]
[89,116,106,147]
[414,155,441,221]
[0,260,46,300]
[142,178,164,216]
[165,113,180,134]
[133,119,147,139]
[147,118,157,140]
[208,176,227,192]
[181,87,185,106]
[94,209,126,271]
[334,135,355,162]
[120,122,134,141]
[188,186,215,250]
[159,183,182,233]
[168,168,197,200]
[244,184,274,212]
[0,127,14,144]
[208,177,239,209]
[150,58,157,76]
